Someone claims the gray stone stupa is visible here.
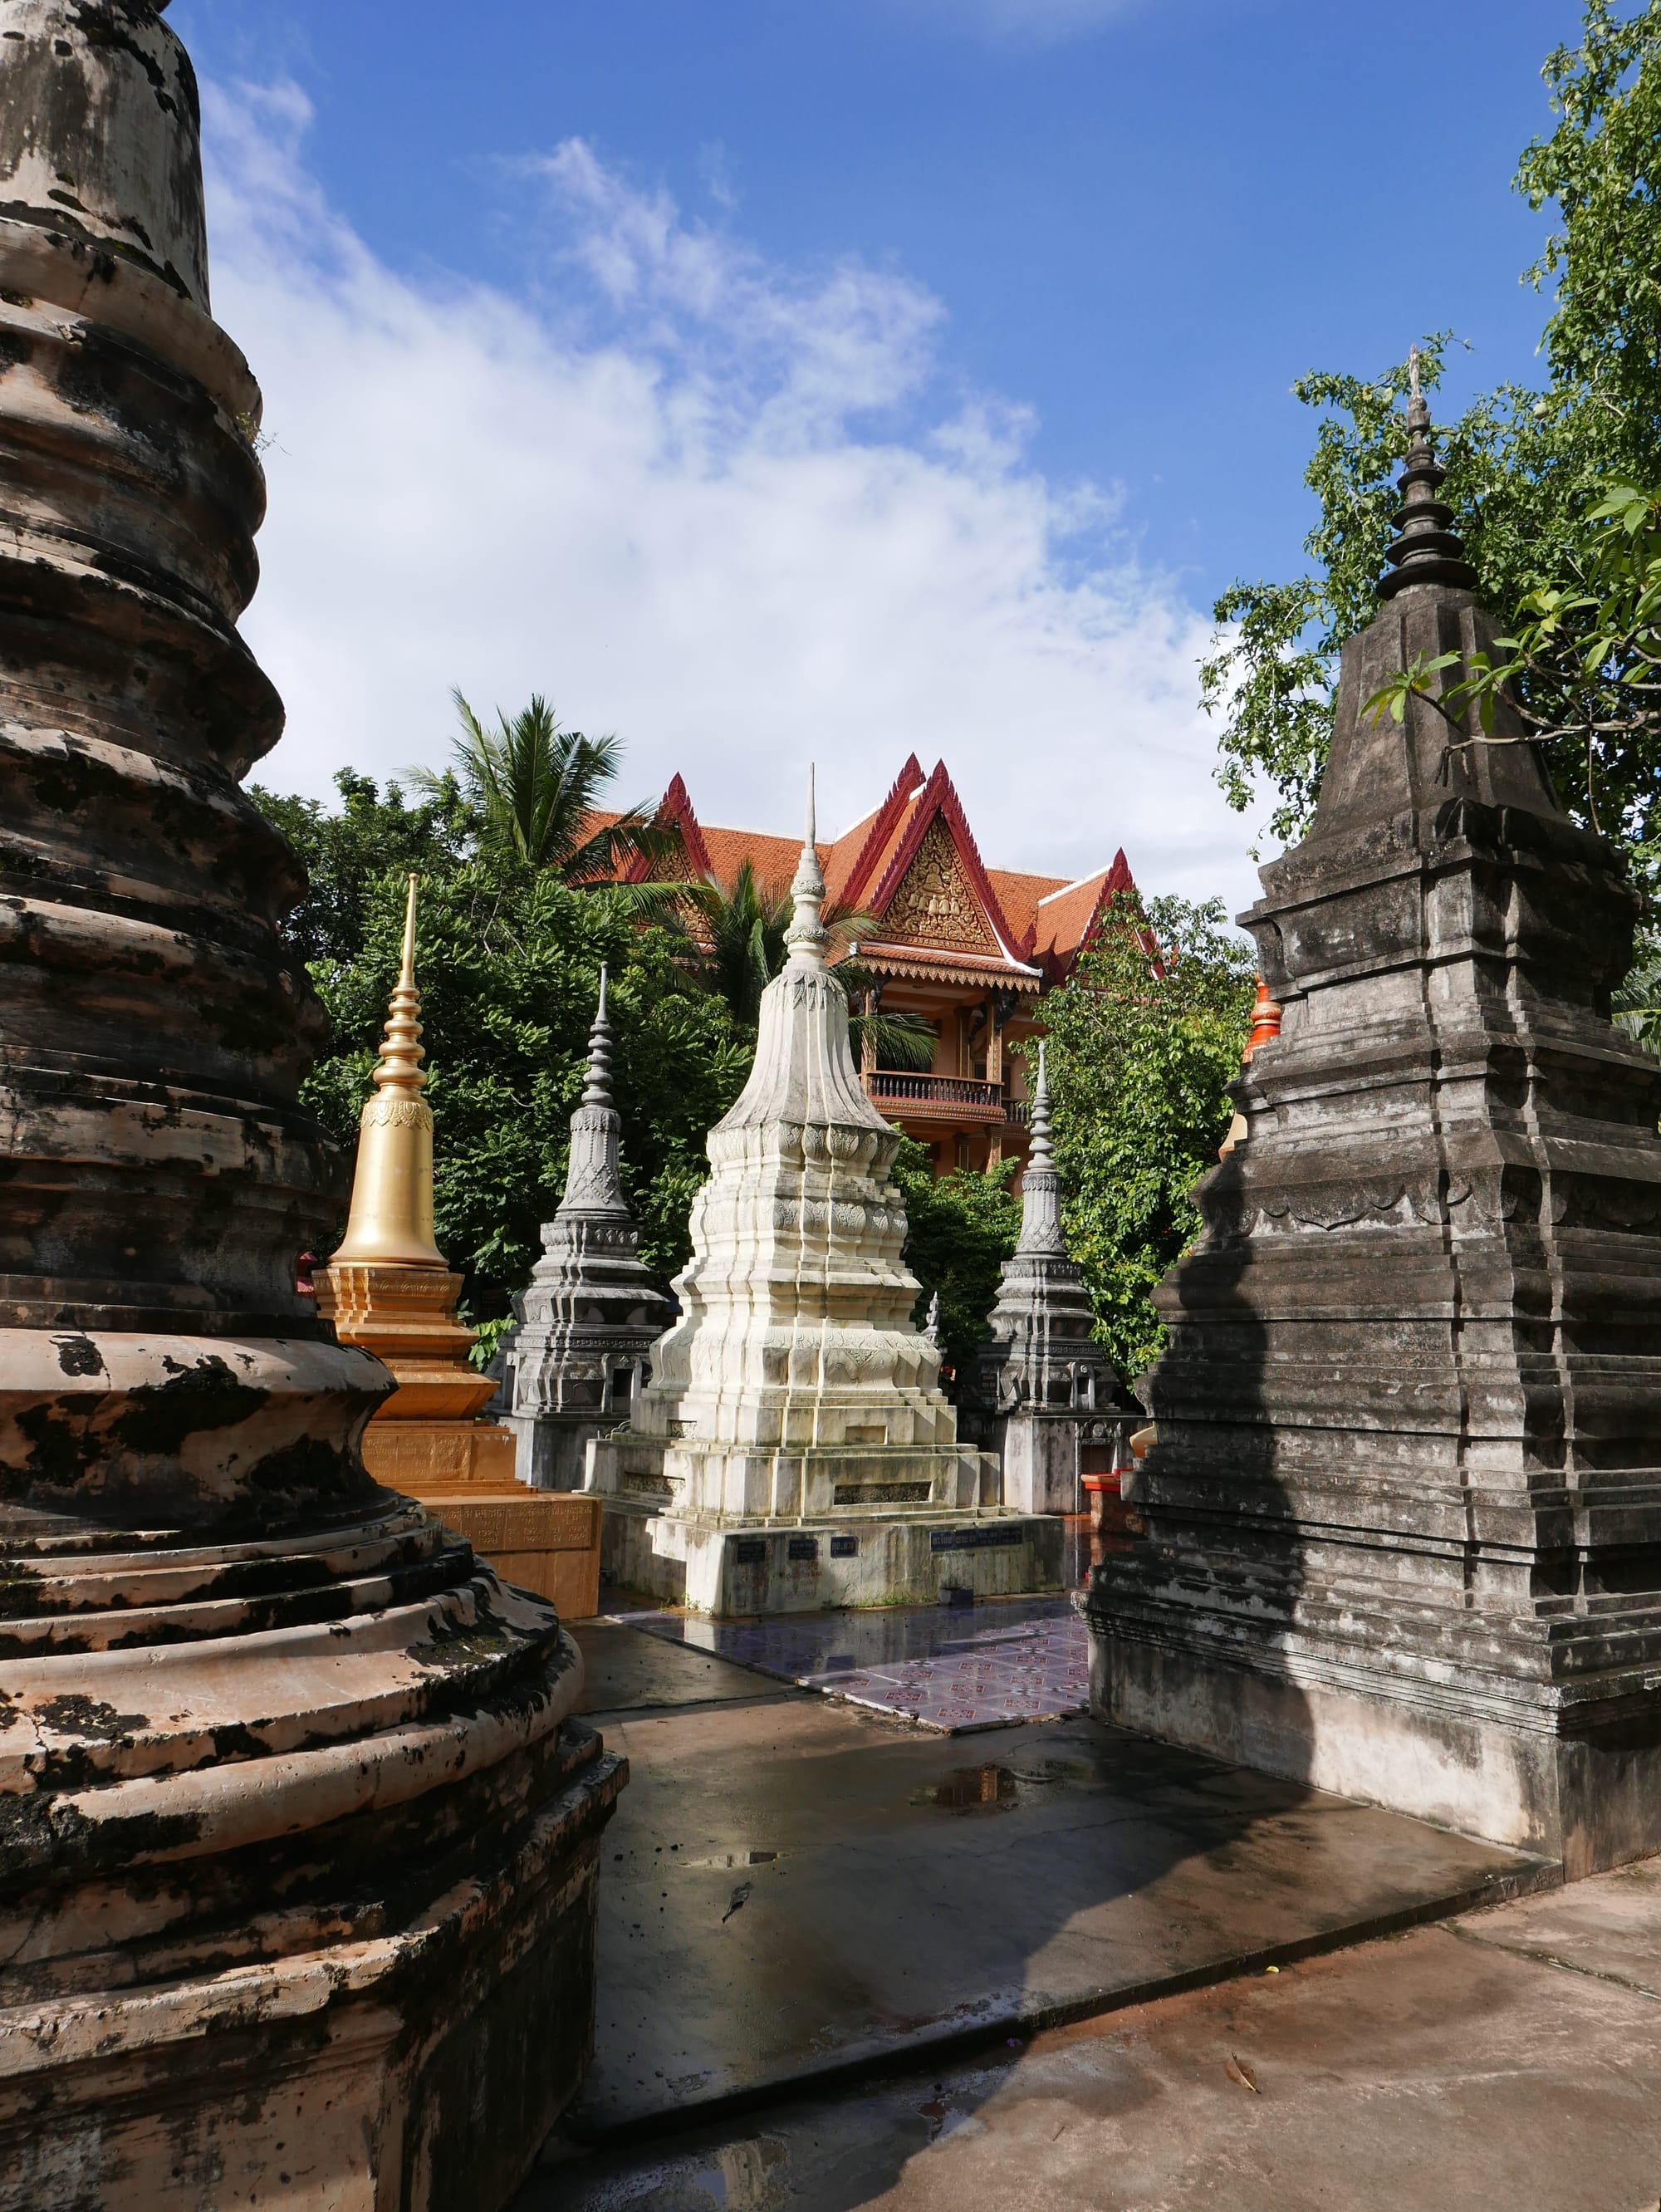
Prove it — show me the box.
[1088,366,1661,1877]
[974,1043,1111,1512]
[500,968,674,1489]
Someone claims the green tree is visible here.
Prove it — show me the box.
[889,1137,1022,1376]
[1204,1,1661,875]
[247,768,470,966]
[1039,892,1257,1383]
[414,689,664,880]
[298,863,751,1322]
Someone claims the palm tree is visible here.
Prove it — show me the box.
[411,690,665,882]
[1614,951,1661,1058]
[621,861,936,1067]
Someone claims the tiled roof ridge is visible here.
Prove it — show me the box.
[867,759,1022,962]
[630,771,713,883]
[833,751,926,910]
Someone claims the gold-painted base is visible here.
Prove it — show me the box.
[316,1262,604,1620]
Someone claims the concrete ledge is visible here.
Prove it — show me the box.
[601,1498,1065,1614]
[1089,1619,1661,1878]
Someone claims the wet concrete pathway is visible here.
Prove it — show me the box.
[556,1616,1546,2149]
[616,1592,1090,1729]
[520,1858,1661,2211]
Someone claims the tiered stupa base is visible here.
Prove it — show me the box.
[590,1431,1061,1614]
[0,1477,622,2210]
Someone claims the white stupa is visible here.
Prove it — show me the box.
[588,772,1063,1613]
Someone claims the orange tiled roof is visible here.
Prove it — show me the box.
[583,758,1135,980]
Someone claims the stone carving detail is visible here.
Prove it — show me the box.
[879,817,997,954]
[1087,381,1661,1875]
[497,968,674,1489]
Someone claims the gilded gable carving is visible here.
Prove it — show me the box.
[879,818,998,954]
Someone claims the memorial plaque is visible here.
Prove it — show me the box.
[931,1523,1025,1553]
[734,1537,767,1565]
[830,1533,859,1558]
[787,1535,820,1562]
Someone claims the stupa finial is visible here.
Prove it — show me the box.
[1029,1041,1054,1169]
[330,873,447,1266]
[1379,350,1478,602]
[786,763,830,971]
[581,964,615,1110]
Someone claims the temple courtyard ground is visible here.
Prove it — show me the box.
[505,1604,1661,2209]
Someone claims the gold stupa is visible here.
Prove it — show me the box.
[313,875,601,1615]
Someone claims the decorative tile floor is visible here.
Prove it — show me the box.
[613,1592,1090,1731]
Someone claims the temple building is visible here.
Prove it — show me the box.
[595,754,1135,1175]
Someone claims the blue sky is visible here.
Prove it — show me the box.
[170,0,1585,911]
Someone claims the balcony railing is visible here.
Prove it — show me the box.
[862,1072,1007,1123]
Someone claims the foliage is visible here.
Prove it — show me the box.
[1613,934,1661,1054]
[623,861,936,1067]
[410,689,664,881]
[247,768,471,966]
[889,1136,1022,1376]
[1038,893,1257,1384]
[1203,1,1661,877]
[292,859,751,1322]
[1364,483,1661,835]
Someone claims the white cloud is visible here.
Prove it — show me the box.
[204,81,1259,917]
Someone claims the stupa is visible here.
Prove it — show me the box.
[313,878,604,1616]
[589,777,1063,1612]
[497,969,674,1490]
[1088,368,1661,1876]
[0,9,619,2205]
[973,1045,1112,1513]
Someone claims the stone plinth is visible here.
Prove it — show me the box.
[588,780,1060,1614]
[499,971,674,1490]
[0,11,617,2205]
[972,1047,1112,1514]
[1086,390,1661,1878]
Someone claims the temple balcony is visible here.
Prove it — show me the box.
[862,1070,1008,1126]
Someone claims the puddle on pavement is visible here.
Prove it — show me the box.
[913,1763,1018,1812]
[681,1850,781,1869]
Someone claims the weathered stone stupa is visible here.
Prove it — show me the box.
[973,1045,1111,1513]
[590,777,1061,1613]
[498,968,674,1490]
[1088,375,1661,1876]
[0,9,618,2204]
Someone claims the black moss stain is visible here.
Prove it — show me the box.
[110,1356,268,1454]
[51,1333,105,1377]
[36,1691,148,1740]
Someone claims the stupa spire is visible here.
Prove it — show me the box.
[1014,1042,1066,1257]
[559,966,630,1216]
[1379,348,1478,601]
[581,963,615,1111]
[331,874,447,1266]
[786,763,830,972]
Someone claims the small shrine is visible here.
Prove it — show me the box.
[972,1043,1112,1513]
[496,967,674,1489]
[588,777,1064,1614]
[314,877,603,1618]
